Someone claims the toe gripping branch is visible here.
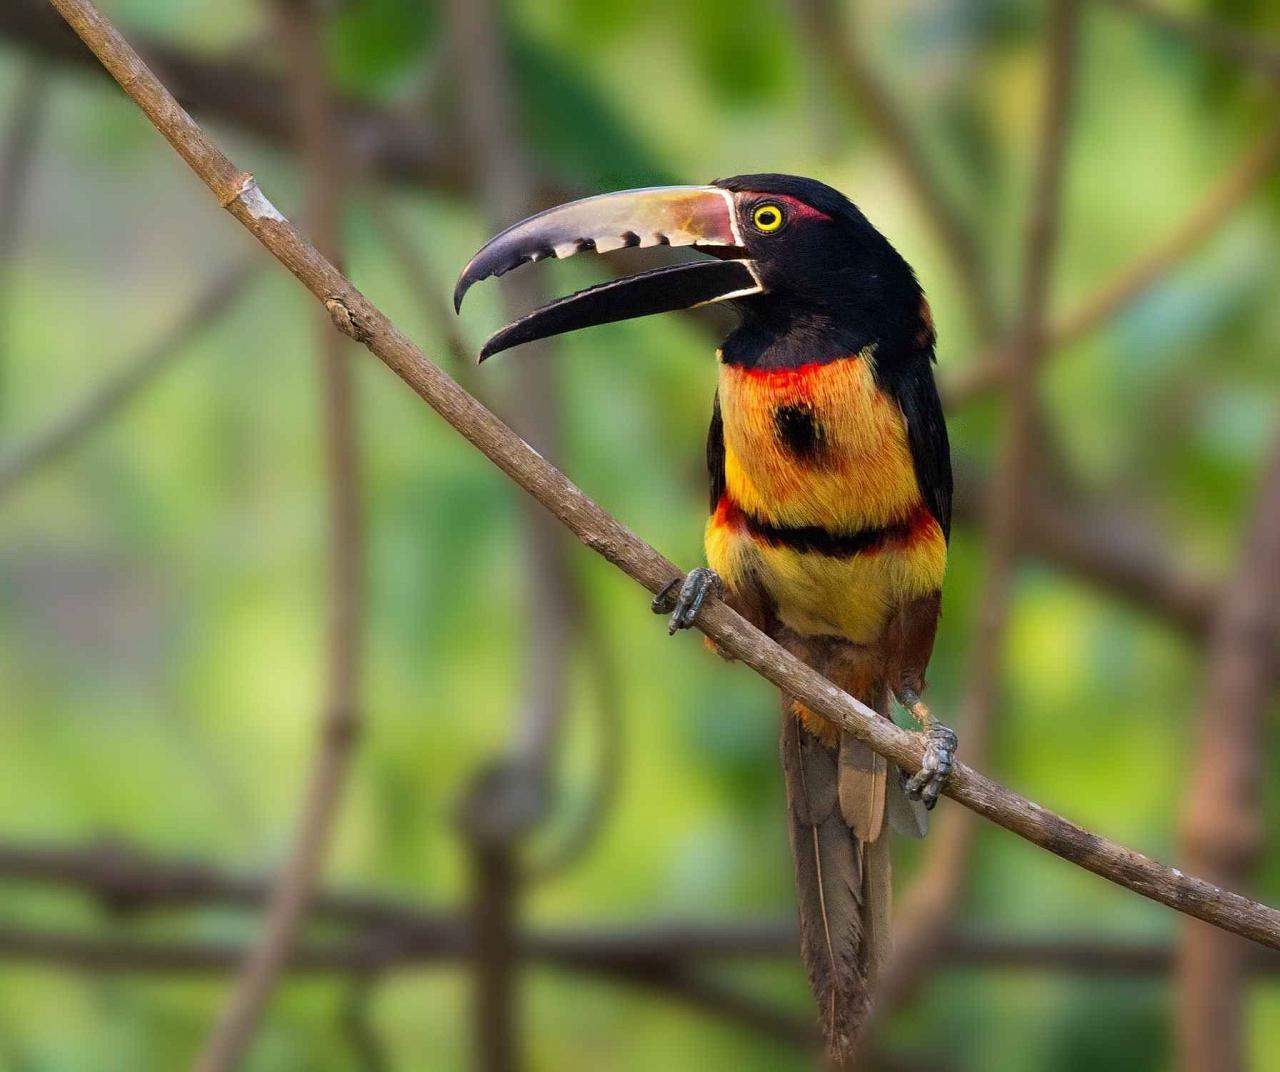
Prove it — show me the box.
[652,567,723,635]
[895,686,957,810]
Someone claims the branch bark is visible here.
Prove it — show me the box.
[193,5,364,1070]
[47,0,1280,954]
[1176,438,1280,1072]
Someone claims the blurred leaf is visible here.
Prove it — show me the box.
[328,0,436,94]
[511,24,675,190]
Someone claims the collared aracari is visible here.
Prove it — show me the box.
[455,175,956,1058]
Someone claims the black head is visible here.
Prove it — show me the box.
[711,173,929,370]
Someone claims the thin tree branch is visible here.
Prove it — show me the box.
[945,123,1280,404]
[9,918,1280,979]
[193,5,364,1070]
[1100,0,1280,81]
[47,0,1280,952]
[0,259,256,501]
[10,839,1280,976]
[869,0,1085,1034]
[1176,435,1280,1072]
[0,839,451,931]
[788,0,999,339]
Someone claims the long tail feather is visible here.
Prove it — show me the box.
[781,696,892,1061]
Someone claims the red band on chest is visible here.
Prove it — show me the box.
[732,354,862,388]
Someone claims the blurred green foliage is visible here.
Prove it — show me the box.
[0,0,1278,1069]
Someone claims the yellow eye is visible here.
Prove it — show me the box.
[752,203,784,233]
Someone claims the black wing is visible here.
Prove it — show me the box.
[888,359,952,542]
[707,391,726,514]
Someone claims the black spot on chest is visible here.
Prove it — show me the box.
[773,404,825,461]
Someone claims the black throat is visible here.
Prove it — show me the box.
[719,298,877,371]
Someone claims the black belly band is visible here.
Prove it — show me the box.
[739,502,924,559]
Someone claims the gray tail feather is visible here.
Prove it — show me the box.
[781,699,893,1061]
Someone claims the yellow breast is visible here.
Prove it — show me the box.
[706,350,946,642]
[716,350,923,531]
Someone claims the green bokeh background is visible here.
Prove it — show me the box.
[1,0,1278,1068]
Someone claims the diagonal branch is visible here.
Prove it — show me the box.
[47,0,1280,952]
[193,5,364,1070]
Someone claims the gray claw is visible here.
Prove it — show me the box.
[905,724,957,810]
[651,567,722,634]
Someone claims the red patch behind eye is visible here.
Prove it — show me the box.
[743,192,831,223]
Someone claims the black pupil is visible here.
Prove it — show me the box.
[759,207,778,227]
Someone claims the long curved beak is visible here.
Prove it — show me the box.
[453,186,764,361]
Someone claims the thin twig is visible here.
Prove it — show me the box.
[11,838,1280,977]
[0,260,256,501]
[1101,0,1280,81]
[788,0,999,339]
[1176,436,1280,1072]
[945,124,1280,404]
[47,0,1280,951]
[0,923,820,1048]
[193,4,364,1070]
[9,911,1280,978]
[869,0,1085,1033]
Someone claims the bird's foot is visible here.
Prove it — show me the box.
[895,687,956,810]
[652,567,723,635]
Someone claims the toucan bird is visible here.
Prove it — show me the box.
[455,175,956,1059]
